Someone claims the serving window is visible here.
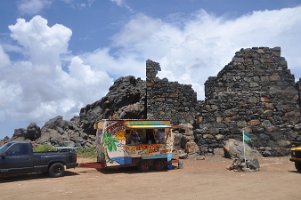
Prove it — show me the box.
[125,129,167,145]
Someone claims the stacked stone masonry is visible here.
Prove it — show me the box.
[196,47,301,156]
[146,60,198,124]
[146,60,199,156]
[146,49,301,156]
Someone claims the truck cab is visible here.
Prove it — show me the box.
[0,141,77,177]
[290,147,301,172]
[0,142,34,174]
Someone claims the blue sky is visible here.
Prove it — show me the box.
[0,0,301,139]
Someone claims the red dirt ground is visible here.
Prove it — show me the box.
[1,156,300,200]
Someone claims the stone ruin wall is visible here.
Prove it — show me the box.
[195,47,301,156]
[146,47,301,157]
[146,60,200,155]
[146,60,197,124]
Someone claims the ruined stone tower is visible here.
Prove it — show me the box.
[195,47,301,156]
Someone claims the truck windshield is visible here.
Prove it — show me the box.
[0,143,13,154]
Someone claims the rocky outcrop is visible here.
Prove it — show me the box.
[75,76,146,136]
[35,116,92,147]
[13,123,41,141]
[195,47,301,156]
[6,76,146,148]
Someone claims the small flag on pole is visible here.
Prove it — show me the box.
[242,130,251,168]
[243,131,251,143]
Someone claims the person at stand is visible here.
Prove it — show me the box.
[130,130,141,145]
[154,129,165,144]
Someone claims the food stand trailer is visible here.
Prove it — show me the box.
[92,119,179,171]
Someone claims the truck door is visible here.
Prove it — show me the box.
[3,143,34,174]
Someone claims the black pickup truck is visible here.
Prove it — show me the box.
[0,141,77,177]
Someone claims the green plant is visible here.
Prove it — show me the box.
[77,146,97,158]
[103,131,118,152]
[34,144,56,152]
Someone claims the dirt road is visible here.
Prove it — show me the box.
[1,156,300,200]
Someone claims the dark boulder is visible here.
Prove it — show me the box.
[13,123,41,141]
[13,128,26,138]
[75,76,146,136]
[25,123,41,140]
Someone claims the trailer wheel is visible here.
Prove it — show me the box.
[49,163,65,177]
[139,160,151,172]
[154,159,166,171]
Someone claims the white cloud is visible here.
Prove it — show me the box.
[18,0,52,15]
[82,48,145,79]
[17,0,96,15]
[0,81,22,106]
[112,7,301,99]
[0,15,112,136]
[110,0,124,7]
[62,0,95,9]
[110,0,132,11]
[0,45,11,67]
[61,56,113,103]
[87,0,95,7]
[77,0,95,9]
[9,15,72,65]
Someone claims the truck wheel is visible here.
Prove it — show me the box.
[295,162,301,172]
[138,160,151,172]
[154,159,166,171]
[49,163,65,177]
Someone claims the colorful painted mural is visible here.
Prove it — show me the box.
[95,120,173,167]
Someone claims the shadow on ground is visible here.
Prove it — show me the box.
[288,170,301,174]
[96,166,178,174]
[0,171,79,183]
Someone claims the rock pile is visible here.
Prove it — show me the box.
[224,139,261,172]
[227,158,260,172]
[5,76,146,148]
[75,76,146,136]
[195,47,301,156]
[36,116,92,147]
[173,123,200,158]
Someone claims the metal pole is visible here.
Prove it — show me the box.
[242,130,247,168]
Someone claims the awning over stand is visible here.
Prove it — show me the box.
[125,120,171,129]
